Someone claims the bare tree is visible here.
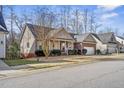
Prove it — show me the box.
[89,11,95,32]
[14,10,33,33]
[34,7,56,59]
[74,9,80,34]
[83,9,88,33]
[7,6,15,43]
[70,9,83,34]
[59,6,71,30]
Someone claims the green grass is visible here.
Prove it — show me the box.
[5,59,40,66]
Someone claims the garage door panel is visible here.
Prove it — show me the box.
[84,47,95,55]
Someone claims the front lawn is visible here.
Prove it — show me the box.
[5,59,40,66]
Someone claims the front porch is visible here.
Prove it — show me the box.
[37,39,74,55]
[51,39,74,55]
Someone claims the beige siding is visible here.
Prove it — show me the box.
[20,26,36,54]
[53,41,60,49]
[84,35,96,43]
[92,35,107,54]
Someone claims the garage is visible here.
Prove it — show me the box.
[74,33,96,55]
[108,44,117,53]
[108,47,116,53]
[84,47,95,55]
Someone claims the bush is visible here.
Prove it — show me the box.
[96,49,101,55]
[35,49,61,57]
[68,50,76,55]
[51,49,61,56]
[35,50,45,57]
[6,42,20,60]
[82,49,87,55]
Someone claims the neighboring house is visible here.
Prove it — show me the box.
[115,36,124,52]
[20,23,75,58]
[74,33,96,55]
[0,11,8,58]
[92,32,117,54]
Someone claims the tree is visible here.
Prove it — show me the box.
[34,7,56,59]
[70,9,83,34]
[59,6,71,30]
[74,9,80,34]
[7,6,15,43]
[83,9,88,33]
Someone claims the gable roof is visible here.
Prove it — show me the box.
[0,12,8,33]
[21,23,74,42]
[116,36,124,40]
[91,33,101,41]
[74,33,96,43]
[75,33,90,42]
[26,23,54,40]
[47,28,64,39]
[97,32,117,44]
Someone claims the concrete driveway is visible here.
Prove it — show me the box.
[0,60,124,88]
[0,60,11,70]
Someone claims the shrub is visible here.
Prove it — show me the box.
[6,42,20,60]
[96,49,101,55]
[82,49,87,55]
[51,49,61,56]
[35,50,45,57]
[77,49,81,55]
[35,49,61,57]
[68,50,75,55]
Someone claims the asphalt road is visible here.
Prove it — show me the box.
[0,61,124,88]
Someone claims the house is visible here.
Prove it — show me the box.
[0,11,8,58]
[20,23,75,58]
[74,33,96,55]
[115,36,124,52]
[92,32,117,54]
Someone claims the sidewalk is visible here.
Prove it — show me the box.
[0,58,92,79]
[0,60,11,70]
[0,54,124,79]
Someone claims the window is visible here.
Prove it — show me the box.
[111,38,114,41]
[53,43,54,48]
[1,41,3,44]
[122,41,123,44]
[27,42,30,48]
[39,45,42,50]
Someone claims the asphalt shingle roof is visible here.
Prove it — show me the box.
[0,12,8,33]
[25,23,73,40]
[74,33,90,42]
[97,32,115,44]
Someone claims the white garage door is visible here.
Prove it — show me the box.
[84,47,95,55]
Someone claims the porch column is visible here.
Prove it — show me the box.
[66,41,68,55]
[81,43,83,55]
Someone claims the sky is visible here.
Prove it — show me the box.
[3,5,124,36]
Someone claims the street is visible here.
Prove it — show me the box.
[0,61,124,88]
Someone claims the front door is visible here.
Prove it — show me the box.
[60,41,66,52]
